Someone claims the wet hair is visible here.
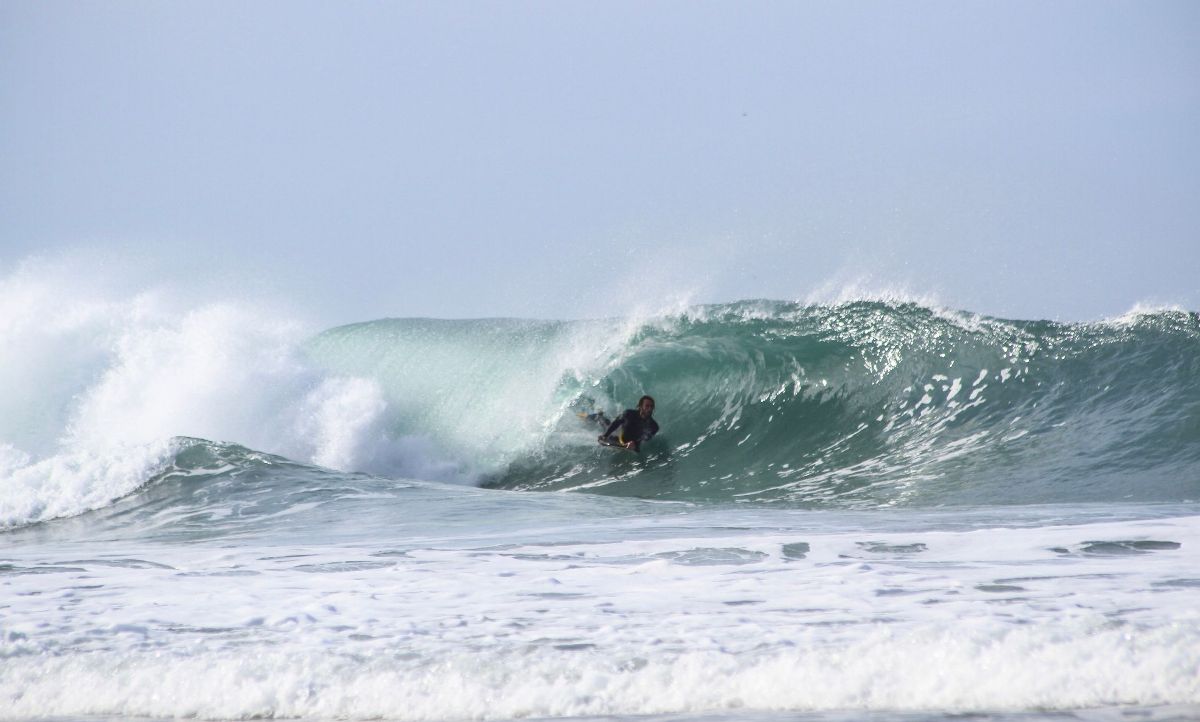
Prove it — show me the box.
[638,395,655,409]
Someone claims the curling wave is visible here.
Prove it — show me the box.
[4,286,1199,529]
[306,301,1200,506]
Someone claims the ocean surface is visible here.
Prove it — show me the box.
[2,290,1199,722]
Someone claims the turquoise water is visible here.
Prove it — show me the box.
[306,302,1200,505]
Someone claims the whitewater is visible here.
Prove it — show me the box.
[2,265,1199,722]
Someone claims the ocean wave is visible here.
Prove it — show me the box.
[4,255,1198,527]
[280,299,1200,506]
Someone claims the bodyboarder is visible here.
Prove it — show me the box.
[599,395,659,451]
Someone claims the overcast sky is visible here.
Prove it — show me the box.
[2,1,1197,323]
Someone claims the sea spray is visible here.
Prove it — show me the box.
[0,267,432,528]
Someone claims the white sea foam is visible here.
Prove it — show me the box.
[2,514,1198,719]
[0,259,470,527]
[2,620,1197,720]
[290,376,388,471]
[0,439,178,528]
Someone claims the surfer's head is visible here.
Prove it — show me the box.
[637,395,655,418]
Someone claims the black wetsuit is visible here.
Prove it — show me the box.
[602,409,659,450]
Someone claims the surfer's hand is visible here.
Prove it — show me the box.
[624,441,635,449]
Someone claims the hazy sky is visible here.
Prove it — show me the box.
[2,1,1198,322]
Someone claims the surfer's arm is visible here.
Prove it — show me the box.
[602,416,623,438]
[603,410,637,438]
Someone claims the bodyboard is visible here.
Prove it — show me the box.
[598,437,637,452]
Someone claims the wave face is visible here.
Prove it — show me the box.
[307,301,1200,507]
